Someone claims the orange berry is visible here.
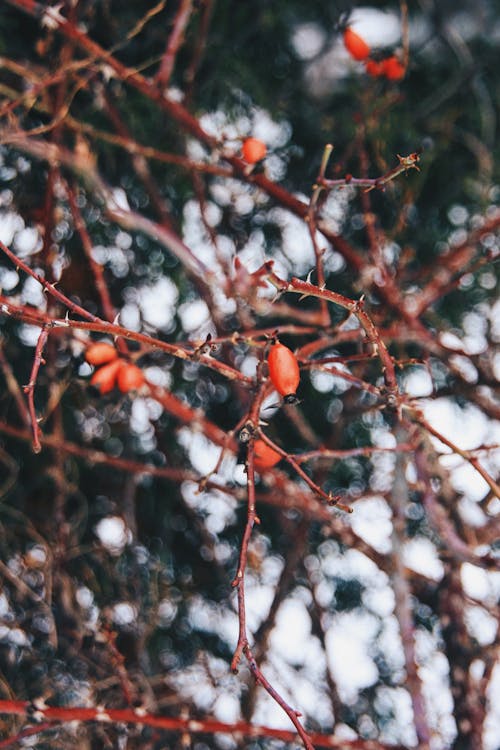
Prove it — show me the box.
[343,27,370,61]
[85,342,118,366]
[254,439,282,471]
[241,137,267,164]
[364,59,385,77]
[382,56,405,81]
[268,342,300,403]
[90,359,124,394]
[117,363,145,393]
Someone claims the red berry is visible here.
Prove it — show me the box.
[90,359,124,394]
[117,363,145,393]
[254,439,282,471]
[85,342,118,366]
[268,342,300,402]
[364,59,385,77]
[343,28,370,61]
[242,137,267,164]
[382,56,405,81]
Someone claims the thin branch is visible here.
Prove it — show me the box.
[22,325,49,453]
[318,153,420,192]
[155,0,194,89]
[411,407,500,499]
[0,699,407,750]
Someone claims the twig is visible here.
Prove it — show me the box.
[0,698,407,749]
[265,267,399,395]
[410,407,500,499]
[155,0,194,89]
[318,153,420,193]
[390,427,432,749]
[0,338,31,426]
[23,325,49,453]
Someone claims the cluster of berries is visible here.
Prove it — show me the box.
[85,342,145,394]
[86,337,300,474]
[343,27,405,81]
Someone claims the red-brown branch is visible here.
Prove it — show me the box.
[0,699,407,750]
[22,325,49,453]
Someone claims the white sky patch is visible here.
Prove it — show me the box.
[326,611,379,702]
[250,657,328,729]
[403,538,444,581]
[0,593,10,617]
[464,606,498,646]
[422,398,494,451]
[213,693,240,724]
[378,616,405,674]
[348,7,402,48]
[375,686,418,746]
[187,596,238,648]
[14,226,41,257]
[371,426,397,449]
[292,22,326,60]
[415,629,456,750]
[458,496,489,528]
[310,369,336,393]
[76,586,94,609]
[446,461,491,502]
[239,354,258,378]
[270,598,312,664]
[130,398,156,437]
[19,324,43,347]
[0,211,24,245]
[178,298,210,334]
[95,516,130,555]
[489,299,500,340]
[403,368,434,397]
[112,602,137,626]
[0,266,19,291]
[259,392,280,419]
[484,664,500,750]
[109,187,130,212]
[158,598,177,627]
[370,450,397,494]
[115,230,132,250]
[178,430,221,475]
[362,582,395,618]
[292,668,333,727]
[182,199,221,268]
[210,180,236,207]
[267,205,316,274]
[350,496,393,554]
[448,354,479,381]
[168,661,219,712]
[310,364,352,394]
[252,108,292,149]
[182,477,239,536]
[234,230,268,274]
[7,629,30,647]
[138,275,178,329]
[439,331,465,351]
[143,365,172,389]
[92,244,129,278]
[321,188,353,236]
[119,302,141,331]
[320,546,384,581]
[461,563,500,605]
[21,275,46,309]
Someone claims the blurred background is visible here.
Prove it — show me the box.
[0,1,499,748]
